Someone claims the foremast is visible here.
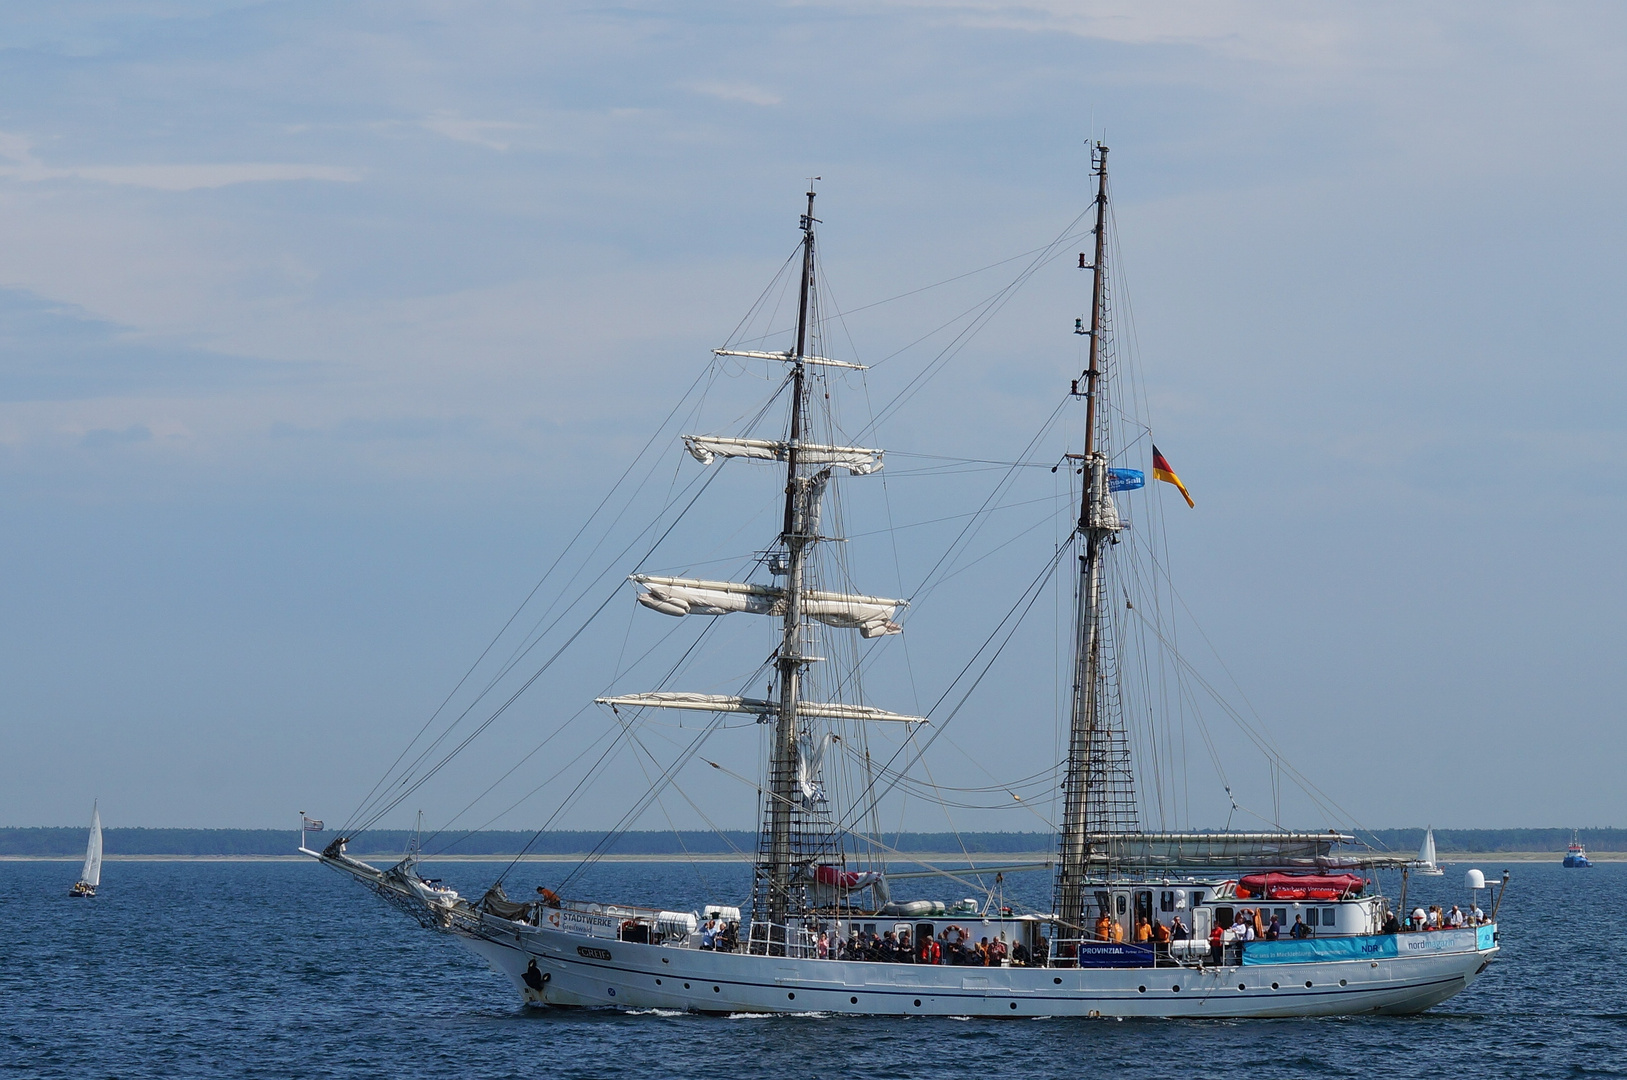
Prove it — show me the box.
[764,188,820,933]
[1054,144,1132,936]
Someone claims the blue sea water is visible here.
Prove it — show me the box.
[2,858,1623,1079]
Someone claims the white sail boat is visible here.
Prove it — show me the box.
[69,801,101,898]
[1415,827,1444,875]
[307,146,1504,1017]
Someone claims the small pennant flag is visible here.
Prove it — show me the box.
[1151,445,1194,508]
[302,816,325,832]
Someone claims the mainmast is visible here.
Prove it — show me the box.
[1055,144,1112,937]
[764,188,819,933]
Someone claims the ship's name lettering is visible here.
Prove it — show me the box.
[577,946,614,960]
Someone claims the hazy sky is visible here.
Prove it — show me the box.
[3,2,1624,834]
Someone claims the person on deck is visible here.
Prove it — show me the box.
[1111,919,1125,944]
[1134,919,1152,944]
[1208,922,1225,966]
[1447,905,1464,928]
[1266,914,1281,940]
[1469,902,1485,925]
[700,917,718,950]
[1382,909,1400,935]
[1170,915,1190,942]
[897,930,913,962]
[1289,914,1310,939]
[1095,912,1114,941]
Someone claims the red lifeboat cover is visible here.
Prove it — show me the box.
[1236,873,1365,901]
[814,865,882,889]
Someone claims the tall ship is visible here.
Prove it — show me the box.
[308,147,1503,1017]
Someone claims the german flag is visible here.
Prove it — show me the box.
[1151,445,1194,508]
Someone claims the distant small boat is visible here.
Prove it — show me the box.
[68,801,102,897]
[1563,832,1592,868]
[1414,826,1444,875]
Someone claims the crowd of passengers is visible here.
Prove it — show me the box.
[1088,898,1491,965]
[693,917,1031,963]
[819,924,1034,966]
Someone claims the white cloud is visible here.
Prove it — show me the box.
[420,110,526,151]
[686,80,783,106]
[0,131,360,190]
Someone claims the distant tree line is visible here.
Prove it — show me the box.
[3,826,1622,857]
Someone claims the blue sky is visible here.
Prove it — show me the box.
[2,2,1624,833]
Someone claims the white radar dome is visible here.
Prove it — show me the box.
[1465,868,1486,890]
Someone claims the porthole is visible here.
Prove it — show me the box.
[683,983,691,989]
[1340,979,1348,986]
[1137,985,1146,993]
[1238,984,1247,991]
[1171,985,1181,993]
[661,957,669,964]
[713,986,721,993]
[655,979,662,985]
[607,988,616,997]
[1305,981,1313,988]
[850,996,858,1004]
[1270,982,1279,990]
[788,992,795,1000]
[914,999,922,1007]
[1009,1002,1018,1010]
[1054,977,1063,984]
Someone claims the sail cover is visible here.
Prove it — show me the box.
[682,435,883,476]
[82,803,102,888]
[632,575,905,638]
[596,692,924,724]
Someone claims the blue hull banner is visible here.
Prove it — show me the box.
[1074,941,1155,968]
[1395,927,1481,956]
[1242,935,1398,965]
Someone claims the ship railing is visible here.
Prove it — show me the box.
[745,920,819,958]
[1048,937,1215,970]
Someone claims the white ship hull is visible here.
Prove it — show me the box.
[457,915,1496,1019]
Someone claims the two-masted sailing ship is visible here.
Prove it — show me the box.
[308,147,1504,1017]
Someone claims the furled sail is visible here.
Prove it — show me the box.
[81,802,102,888]
[631,575,905,638]
[682,435,883,476]
[797,732,837,804]
[595,692,925,724]
[713,348,867,371]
